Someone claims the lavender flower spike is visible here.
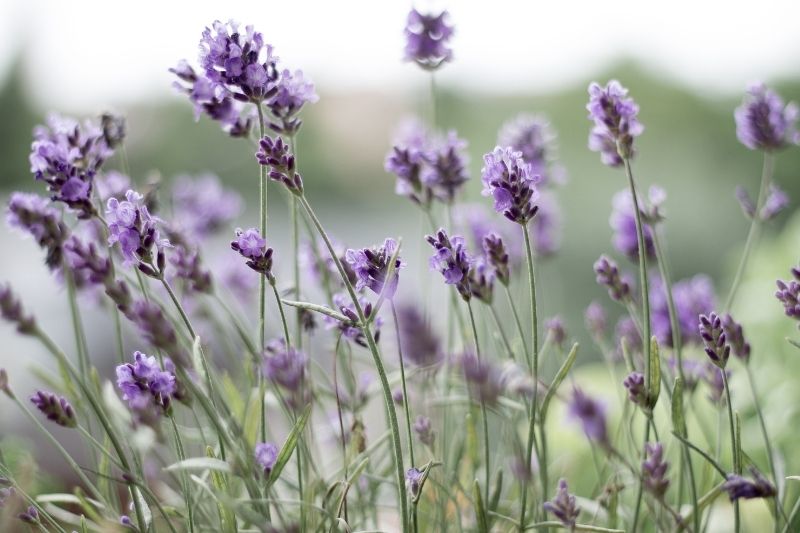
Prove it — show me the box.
[345,238,404,298]
[734,83,799,151]
[776,267,800,325]
[6,192,69,270]
[593,255,632,302]
[405,467,424,498]
[396,304,442,368]
[543,479,580,529]
[256,136,304,195]
[481,146,540,225]
[610,189,655,262]
[426,229,472,300]
[623,371,646,407]
[587,80,644,166]
[255,441,279,475]
[231,228,274,279]
[567,388,608,447]
[0,284,37,335]
[424,130,470,203]
[721,314,751,363]
[699,312,730,368]
[642,442,670,499]
[723,467,776,501]
[106,189,169,272]
[30,391,77,428]
[403,9,454,70]
[413,415,435,447]
[482,232,510,286]
[267,69,319,135]
[584,301,607,338]
[498,114,562,186]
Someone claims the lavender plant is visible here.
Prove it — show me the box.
[0,10,798,533]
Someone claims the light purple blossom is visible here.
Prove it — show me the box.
[116,351,178,414]
[610,189,655,262]
[544,479,580,529]
[231,228,273,277]
[481,146,540,224]
[734,83,799,151]
[426,229,473,300]
[650,274,716,347]
[403,9,454,70]
[498,114,565,187]
[345,238,403,298]
[267,69,319,135]
[106,190,169,269]
[171,174,241,239]
[567,388,608,446]
[255,441,279,475]
[586,80,644,166]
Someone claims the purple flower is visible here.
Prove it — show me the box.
[458,352,503,405]
[543,479,580,529]
[546,316,567,348]
[723,467,776,500]
[403,9,454,70]
[643,442,670,499]
[736,184,789,221]
[734,83,799,151]
[129,301,184,361]
[456,203,523,267]
[256,136,304,195]
[426,229,473,300]
[255,441,279,475]
[498,114,565,187]
[594,254,632,302]
[422,131,470,203]
[776,267,800,324]
[587,80,644,166]
[106,190,169,271]
[267,69,319,135]
[171,174,241,240]
[0,284,36,335]
[7,192,69,270]
[116,351,178,414]
[610,189,655,262]
[231,228,274,278]
[699,312,730,368]
[345,238,403,298]
[468,256,495,304]
[530,192,562,257]
[413,415,435,447]
[481,146,540,224]
[702,363,729,406]
[17,506,39,525]
[263,339,307,393]
[396,303,442,368]
[386,118,433,207]
[482,232,510,286]
[584,301,607,338]
[30,391,76,428]
[721,314,751,363]
[623,371,646,406]
[170,61,252,137]
[567,388,608,446]
[405,467,424,498]
[169,245,213,294]
[615,316,641,356]
[326,293,382,348]
[29,114,113,217]
[199,20,279,101]
[650,274,717,347]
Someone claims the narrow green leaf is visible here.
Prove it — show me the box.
[735,411,743,474]
[541,343,579,422]
[786,476,800,482]
[164,457,232,473]
[192,335,207,383]
[80,515,89,533]
[489,469,503,513]
[268,403,312,486]
[206,447,236,533]
[472,479,488,533]
[671,378,686,437]
[281,300,350,323]
[646,336,660,410]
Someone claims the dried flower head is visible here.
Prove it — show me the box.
[403,9,454,70]
[735,83,799,151]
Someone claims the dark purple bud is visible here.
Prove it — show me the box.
[0,284,37,335]
[623,371,646,406]
[17,505,39,524]
[256,136,304,195]
[482,232,510,286]
[723,467,777,501]
[395,304,442,368]
[30,391,77,428]
[594,255,632,302]
[7,192,69,270]
[345,238,403,298]
[413,415,435,447]
[721,314,751,363]
[231,228,274,279]
[699,312,730,368]
[426,229,472,301]
[567,388,608,447]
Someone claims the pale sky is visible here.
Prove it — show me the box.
[1,0,799,110]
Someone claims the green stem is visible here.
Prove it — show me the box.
[631,419,651,532]
[722,369,740,533]
[520,223,543,530]
[489,303,516,360]
[504,284,530,362]
[391,301,416,468]
[169,415,194,533]
[159,275,196,339]
[745,363,780,530]
[466,299,491,505]
[299,194,409,532]
[289,135,303,350]
[257,103,268,444]
[725,152,774,311]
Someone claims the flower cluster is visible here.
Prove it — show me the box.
[30,391,77,428]
[106,190,169,271]
[567,388,608,447]
[723,467,777,501]
[609,189,655,262]
[699,312,730,368]
[231,228,274,279]
[650,274,716,347]
[255,441,279,476]
[736,184,789,222]
[498,114,563,187]
[170,174,241,240]
[345,238,403,298]
[593,255,632,302]
[775,267,800,325]
[263,339,308,408]
[586,80,643,166]
[256,136,304,195]
[403,9,454,70]
[267,69,319,135]
[6,192,69,270]
[642,442,670,499]
[544,479,580,529]
[326,294,382,348]
[396,304,442,368]
[29,114,115,217]
[116,352,182,416]
[426,229,473,300]
[481,146,540,224]
[734,83,799,151]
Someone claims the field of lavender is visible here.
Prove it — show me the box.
[1,8,800,533]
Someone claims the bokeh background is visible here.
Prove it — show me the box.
[1,0,800,529]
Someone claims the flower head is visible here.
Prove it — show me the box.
[458,352,504,405]
[405,467,424,498]
[106,190,169,271]
[423,131,469,203]
[498,114,564,187]
[610,189,655,262]
[623,371,646,406]
[403,9,454,70]
[468,257,495,304]
[171,174,241,240]
[231,228,274,278]
[116,351,179,415]
[776,267,800,325]
[482,232,510,286]
[584,301,607,338]
[651,274,716,347]
[567,388,608,446]
[255,441,279,475]
[594,255,632,302]
[721,314,751,363]
[643,443,670,499]
[699,312,730,368]
[0,284,36,335]
[426,229,472,300]
[736,184,790,222]
[734,83,799,151]
[7,192,69,270]
[396,303,442,368]
[586,80,643,166]
[267,69,319,135]
[257,136,304,195]
[345,238,403,298]
[30,391,76,428]
[414,415,435,447]
[326,293,382,348]
[543,479,580,529]
[263,339,307,393]
[723,467,777,501]
[481,146,540,224]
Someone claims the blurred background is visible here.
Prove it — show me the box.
[1,0,800,525]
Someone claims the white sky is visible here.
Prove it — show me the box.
[1,0,799,110]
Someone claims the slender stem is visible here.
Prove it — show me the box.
[391,302,416,467]
[504,284,530,362]
[725,152,774,311]
[159,275,196,339]
[170,415,194,533]
[722,369,741,533]
[289,134,303,350]
[631,420,651,532]
[489,303,516,360]
[299,194,409,532]
[257,103,268,444]
[466,299,491,505]
[271,281,292,350]
[429,72,437,128]
[520,223,543,530]
[745,363,780,529]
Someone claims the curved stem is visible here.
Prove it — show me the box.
[725,152,774,311]
[520,223,544,529]
[299,194,409,532]
[467,299,491,505]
